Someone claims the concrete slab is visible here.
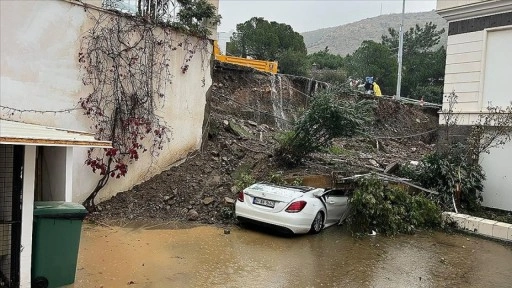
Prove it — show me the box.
[478,219,498,237]
[508,225,512,241]
[464,216,483,232]
[451,213,470,229]
[441,212,456,223]
[492,222,512,240]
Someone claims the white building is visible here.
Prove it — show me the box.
[0,0,218,286]
[437,0,512,211]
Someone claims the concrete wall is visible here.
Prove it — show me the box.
[0,0,213,202]
[443,212,512,241]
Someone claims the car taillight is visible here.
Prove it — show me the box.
[285,201,307,213]
[237,191,244,202]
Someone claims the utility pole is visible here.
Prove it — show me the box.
[396,0,405,100]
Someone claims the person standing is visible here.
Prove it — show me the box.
[373,80,382,96]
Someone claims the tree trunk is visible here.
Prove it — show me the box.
[82,157,113,212]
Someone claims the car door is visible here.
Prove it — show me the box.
[324,189,349,225]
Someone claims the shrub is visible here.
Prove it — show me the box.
[275,88,374,165]
[234,172,256,190]
[410,85,443,104]
[397,145,485,211]
[346,176,442,236]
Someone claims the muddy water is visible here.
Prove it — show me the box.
[72,223,512,288]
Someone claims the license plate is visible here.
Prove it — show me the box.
[253,197,275,208]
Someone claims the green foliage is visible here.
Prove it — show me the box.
[312,69,347,85]
[347,177,442,236]
[171,0,221,37]
[345,40,397,95]
[267,172,286,185]
[382,22,445,56]
[326,145,352,156]
[397,146,485,211]
[344,22,446,97]
[220,206,235,219]
[410,84,443,104]
[227,17,307,75]
[278,49,309,76]
[381,23,446,97]
[307,47,344,70]
[133,0,221,37]
[234,172,256,190]
[275,88,374,165]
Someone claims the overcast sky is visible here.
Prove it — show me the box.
[217,0,437,34]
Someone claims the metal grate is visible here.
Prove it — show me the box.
[0,145,23,288]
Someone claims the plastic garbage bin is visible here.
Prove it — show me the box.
[31,201,88,288]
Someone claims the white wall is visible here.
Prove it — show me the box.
[437,0,490,11]
[441,26,512,124]
[0,0,213,202]
[480,137,512,211]
[443,31,485,114]
[20,146,36,288]
[481,27,512,107]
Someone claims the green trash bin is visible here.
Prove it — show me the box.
[32,201,88,288]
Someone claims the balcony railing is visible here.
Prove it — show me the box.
[102,0,182,22]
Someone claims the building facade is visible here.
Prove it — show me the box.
[437,0,512,211]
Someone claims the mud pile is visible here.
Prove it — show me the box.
[89,67,439,225]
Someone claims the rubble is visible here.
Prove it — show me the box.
[88,68,439,226]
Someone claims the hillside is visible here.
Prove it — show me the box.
[302,11,447,56]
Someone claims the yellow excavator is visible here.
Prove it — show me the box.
[213,41,278,74]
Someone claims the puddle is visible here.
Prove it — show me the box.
[71,224,512,288]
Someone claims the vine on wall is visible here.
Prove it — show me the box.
[79,6,213,211]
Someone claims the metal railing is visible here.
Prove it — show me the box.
[102,0,181,22]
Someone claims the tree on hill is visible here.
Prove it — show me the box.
[227,17,307,75]
[345,40,397,95]
[382,22,446,101]
[306,46,344,70]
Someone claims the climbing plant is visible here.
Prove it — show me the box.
[78,7,214,211]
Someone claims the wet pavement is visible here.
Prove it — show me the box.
[72,223,512,288]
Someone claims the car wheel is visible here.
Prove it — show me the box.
[309,212,324,234]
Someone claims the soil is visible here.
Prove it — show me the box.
[88,67,440,226]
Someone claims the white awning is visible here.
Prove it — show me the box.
[0,119,111,148]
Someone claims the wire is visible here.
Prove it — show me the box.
[0,105,79,114]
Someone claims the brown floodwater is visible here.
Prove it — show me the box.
[70,223,512,288]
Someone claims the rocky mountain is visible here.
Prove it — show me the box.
[302,11,448,56]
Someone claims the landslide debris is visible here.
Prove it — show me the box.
[88,68,439,225]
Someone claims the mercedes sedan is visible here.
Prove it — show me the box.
[235,183,350,234]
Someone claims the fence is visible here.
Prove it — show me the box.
[102,0,182,22]
[0,145,22,288]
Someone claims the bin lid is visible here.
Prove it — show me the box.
[34,201,88,216]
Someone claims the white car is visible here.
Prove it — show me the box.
[235,183,350,234]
